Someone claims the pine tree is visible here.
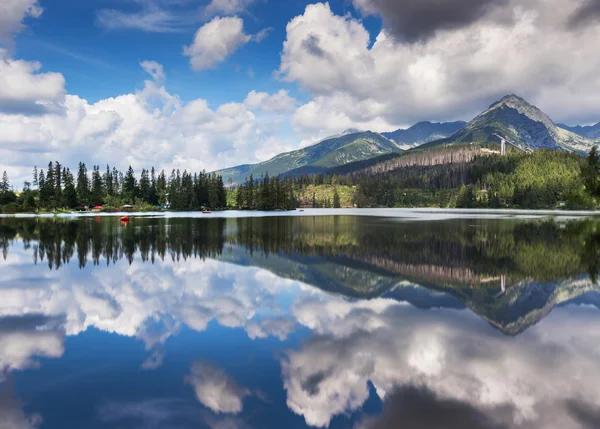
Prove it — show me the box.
[91,166,104,206]
[247,175,254,209]
[208,173,218,209]
[157,170,167,206]
[32,166,38,189]
[46,162,56,208]
[38,169,47,208]
[63,168,78,208]
[54,161,63,207]
[217,175,226,208]
[139,168,151,203]
[333,189,341,208]
[0,171,9,195]
[104,165,114,196]
[123,166,137,204]
[150,167,158,205]
[76,162,90,205]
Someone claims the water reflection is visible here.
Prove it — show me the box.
[1,216,600,428]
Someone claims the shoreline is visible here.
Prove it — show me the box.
[2,207,600,220]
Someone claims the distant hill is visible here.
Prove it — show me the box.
[382,121,466,150]
[425,94,595,154]
[558,122,600,141]
[215,131,402,184]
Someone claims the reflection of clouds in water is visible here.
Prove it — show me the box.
[0,379,43,429]
[185,362,250,414]
[98,397,253,429]
[283,297,600,428]
[0,315,65,374]
[0,251,300,372]
[98,398,203,429]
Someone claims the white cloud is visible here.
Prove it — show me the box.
[244,90,297,113]
[184,17,251,71]
[251,26,272,43]
[140,60,165,81]
[202,0,256,19]
[0,0,42,46]
[0,49,65,115]
[96,2,193,33]
[0,248,301,372]
[280,1,600,141]
[0,58,296,187]
[185,361,250,414]
[281,293,600,428]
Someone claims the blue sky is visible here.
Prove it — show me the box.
[1,0,599,185]
[14,0,375,106]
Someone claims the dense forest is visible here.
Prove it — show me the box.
[0,162,229,213]
[2,147,600,213]
[286,147,600,210]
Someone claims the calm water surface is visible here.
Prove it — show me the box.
[1,214,600,429]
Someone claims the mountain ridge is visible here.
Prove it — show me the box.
[558,122,600,141]
[216,130,403,184]
[424,94,595,154]
[382,120,466,149]
[215,94,599,183]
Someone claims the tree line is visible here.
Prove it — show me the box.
[3,147,600,213]
[0,162,227,213]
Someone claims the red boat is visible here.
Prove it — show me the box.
[120,216,130,222]
[202,210,211,214]
[299,209,304,212]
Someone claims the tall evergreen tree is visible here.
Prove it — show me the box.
[76,162,90,205]
[63,168,78,208]
[54,161,63,207]
[0,171,9,195]
[157,170,167,206]
[139,168,151,203]
[32,166,38,189]
[91,166,104,206]
[123,166,137,204]
[333,189,341,208]
[45,162,56,208]
[150,167,158,205]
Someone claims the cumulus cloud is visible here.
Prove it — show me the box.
[185,362,250,414]
[0,58,295,187]
[244,90,297,113]
[352,0,509,43]
[202,0,256,19]
[280,1,600,141]
[184,17,251,71]
[0,49,66,115]
[0,0,42,46]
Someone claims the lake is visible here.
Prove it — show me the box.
[1,212,600,429]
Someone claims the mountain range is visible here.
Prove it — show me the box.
[382,121,466,149]
[558,122,600,141]
[215,95,599,183]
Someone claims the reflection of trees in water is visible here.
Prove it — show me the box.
[1,216,600,284]
[0,217,227,269]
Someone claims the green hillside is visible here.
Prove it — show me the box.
[214,131,402,184]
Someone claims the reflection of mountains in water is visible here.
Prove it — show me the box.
[2,215,600,335]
